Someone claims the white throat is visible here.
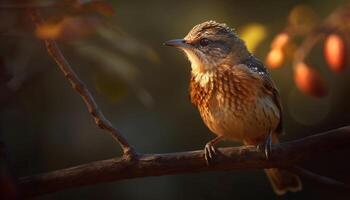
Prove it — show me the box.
[191,68,214,87]
[184,49,215,87]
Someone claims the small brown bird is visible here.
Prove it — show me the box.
[165,21,302,195]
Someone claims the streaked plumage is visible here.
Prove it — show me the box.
[165,20,301,195]
[190,58,281,144]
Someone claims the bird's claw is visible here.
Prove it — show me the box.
[204,143,218,165]
[257,133,273,160]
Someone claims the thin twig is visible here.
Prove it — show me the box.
[290,166,350,190]
[292,30,326,67]
[29,10,137,158]
[19,126,350,197]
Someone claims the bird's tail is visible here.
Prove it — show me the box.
[264,136,302,195]
[264,168,302,195]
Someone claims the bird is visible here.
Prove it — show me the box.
[164,20,302,195]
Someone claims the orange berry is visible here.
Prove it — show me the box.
[266,48,284,69]
[294,62,327,97]
[271,33,290,49]
[324,34,346,72]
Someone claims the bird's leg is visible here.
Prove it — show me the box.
[204,136,223,165]
[257,131,273,160]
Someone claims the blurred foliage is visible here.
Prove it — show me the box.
[239,23,267,53]
[288,4,319,35]
[35,16,102,41]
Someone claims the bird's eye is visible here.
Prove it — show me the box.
[199,38,210,46]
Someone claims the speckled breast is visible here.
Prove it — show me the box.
[189,65,280,144]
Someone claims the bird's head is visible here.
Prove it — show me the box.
[165,20,250,73]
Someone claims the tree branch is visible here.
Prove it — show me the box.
[289,166,350,190]
[19,126,350,197]
[29,10,137,158]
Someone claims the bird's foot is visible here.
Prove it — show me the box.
[204,142,218,165]
[203,136,223,165]
[257,132,273,160]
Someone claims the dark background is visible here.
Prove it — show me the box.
[1,0,350,199]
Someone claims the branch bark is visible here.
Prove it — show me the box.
[19,126,350,197]
[29,10,137,158]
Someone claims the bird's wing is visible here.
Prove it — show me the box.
[262,74,283,134]
[241,56,283,134]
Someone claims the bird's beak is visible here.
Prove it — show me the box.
[164,39,192,49]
